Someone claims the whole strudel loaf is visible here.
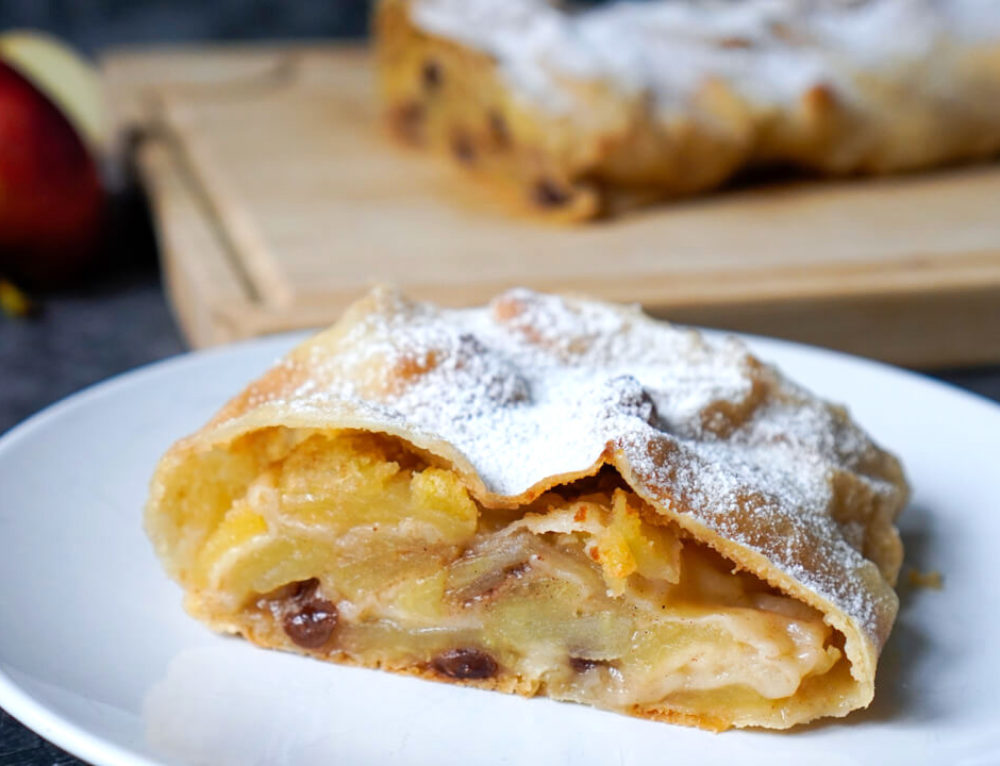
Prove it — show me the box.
[377,0,1000,220]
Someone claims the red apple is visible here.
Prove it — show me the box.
[0,33,105,287]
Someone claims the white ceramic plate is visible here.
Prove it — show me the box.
[1,332,999,766]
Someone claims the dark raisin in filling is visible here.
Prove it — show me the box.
[532,179,572,208]
[569,657,610,673]
[278,578,339,649]
[421,59,443,92]
[432,648,498,680]
[283,603,338,649]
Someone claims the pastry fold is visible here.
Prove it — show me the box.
[146,288,907,730]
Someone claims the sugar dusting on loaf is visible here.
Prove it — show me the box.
[242,287,906,651]
[408,0,1000,112]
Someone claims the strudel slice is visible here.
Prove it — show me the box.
[146,287,908,730]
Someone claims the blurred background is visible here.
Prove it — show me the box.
[1,2,999,763]
[0,1,372,443]
[1,0,370,53]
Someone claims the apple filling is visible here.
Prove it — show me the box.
[186,429,845,723]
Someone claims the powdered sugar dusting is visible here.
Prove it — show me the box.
[249,288,906,648]
[409,0,1000,114]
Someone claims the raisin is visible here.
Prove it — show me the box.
[422,59,443,92]
[283,602,338,649]
[608,375,658,425]
[450,131,476,165]
[432,648,498,680]
[569,657,608,673]
[276,578,339,649]
[532,179,571,208]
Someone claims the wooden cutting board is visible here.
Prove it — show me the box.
[103,45,1000,367]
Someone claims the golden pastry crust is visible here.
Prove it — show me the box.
[376,0,1000,220]
[147,287,908,730]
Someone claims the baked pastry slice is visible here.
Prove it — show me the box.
[376,0,1000,220]
[146,288,908,730]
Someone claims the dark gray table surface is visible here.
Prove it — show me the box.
[2,259,999,766]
